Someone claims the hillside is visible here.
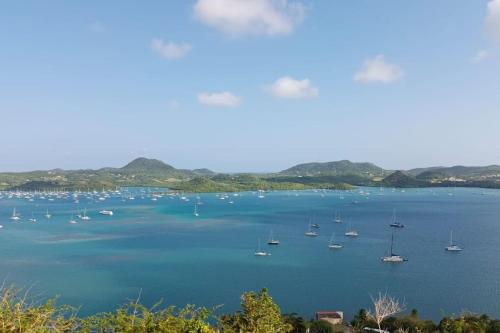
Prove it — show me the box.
[3,158,500,191]
[280,160,387,177]
[382,171,425,187]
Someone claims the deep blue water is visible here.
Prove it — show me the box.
[1,187,500,321]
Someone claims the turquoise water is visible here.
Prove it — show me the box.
[1,187,500,321]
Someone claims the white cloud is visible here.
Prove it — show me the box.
[197,91,241,107]
[485,0,500,41]
[151,39,192,59]
[193,0,305,36]
[471,50,489,63]
[268,76,318,99]
[353,55,403,84]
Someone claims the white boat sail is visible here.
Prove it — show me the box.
[328,233,343,249]
[254,238,269,256]
[334,211,342,223]
[445,231,462,252]
[10,208,21,221]
[305,221,318,237]
[381,231,406,262]
[267,230,280,245]
[344,221,358,237]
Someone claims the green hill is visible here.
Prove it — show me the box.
[280,160,387,178]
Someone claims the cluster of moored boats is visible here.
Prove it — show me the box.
[254,209,463,261]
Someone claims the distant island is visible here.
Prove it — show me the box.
[2,157,500,192]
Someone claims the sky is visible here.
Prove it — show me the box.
[1,0,500,172]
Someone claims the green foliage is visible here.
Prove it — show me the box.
[0,285,79,332]
[283,313,308,333]
[309,320,334,333]
[219,288,292,333]
[85,301,215,333]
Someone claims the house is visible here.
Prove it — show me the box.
[315,311,344,325]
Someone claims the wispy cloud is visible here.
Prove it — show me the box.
[471,50,489,63]
[151,39,192,60]
[197,91,241,107]
[353,55,403,84]
[193,0,305,36]
[267,76,318,99]
[485,0,500,41]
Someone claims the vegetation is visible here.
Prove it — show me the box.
[2,285,500,333]
[3,157,500,191]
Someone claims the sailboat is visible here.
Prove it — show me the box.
[69,215,78,224]
[389,209,404,228]
[45,209,52,219]
[193,204,199,217]
[10,208,20,221]
[328,233,343,249]
[305,221,318,237]
[445,231,462,252]
[267,230,280,245]
[344,221,358,237]
[80,208,91,220]
[254,239,269,256]
[29,212,37,223]
[333,211,342,223]
[381,231,406,262]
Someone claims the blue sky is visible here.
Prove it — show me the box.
[1,0,499,172]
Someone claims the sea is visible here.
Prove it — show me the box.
[1,187,500,321]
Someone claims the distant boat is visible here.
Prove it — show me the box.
[381,231,406,262]
[28,213,37,223]
[389,209,404,228]
[267,230,280,245]
[99,210,113,216]
[311,223,320,229]
[328,233,343,249]
[305,221,318,237]
[45,209,52,219]
[344,221,358,237]
[194,204,199,217]
[254,239,269,256]
[10,208,20,221]
[80,208,91,220]
[445,231,462,252]
[69,216,78,224]
[333,211,342,223]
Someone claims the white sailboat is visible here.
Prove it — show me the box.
[344,221,358,237]
[334,211,342,223]
[254,239,269,256]
[29,212,37,223]
[381,231,406,262]
[389,209,404,228]
[80,208,91,220]
[69,215,78,224]
[194,204,199,217]
[305,221,318,237]
[267,230,280,245]
[99,210,114,216]
[445,231,462,252]
[45,209,52,219]
[328,233,343,249]
[10,208,20,221]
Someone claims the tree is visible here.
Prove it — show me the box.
[309,320,334,333]
[366,292,406,331]
[283,313,307,333]
[219,288,292,333]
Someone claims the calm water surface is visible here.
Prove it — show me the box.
[1,187,500,320]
